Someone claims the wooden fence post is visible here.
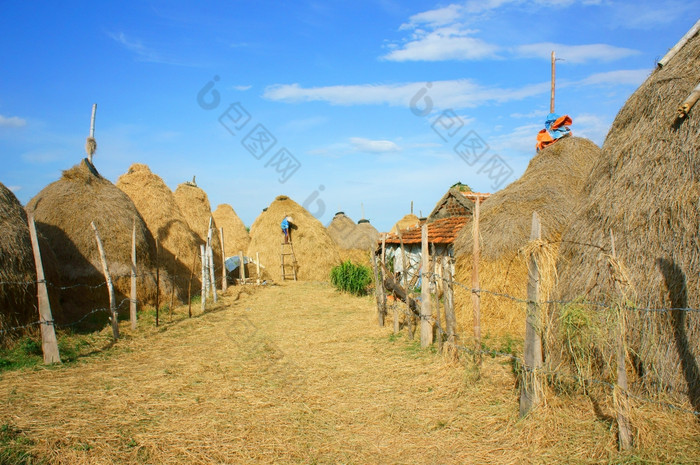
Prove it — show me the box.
[28,216,61,364]
[443,256,457,348]
[256,252,261,284]
[208,246,217,302]
[200,245,207,312]
[397,229,414,339]
[610,230,633,450]
[155,238,160,327]
[520,211,543,417]
[188,249,196,318]
[472,196,482,364]
[420,223,432,347]
[90,221,119,340]
[220,227,227,291]
[130,218,137,330]
[371,252,386,326]
[239,250,246,284]
[169,252,178,321]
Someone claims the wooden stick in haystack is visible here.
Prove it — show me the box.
[550,51,556,113]
[90,221,119,340]
[658,19,700,68]
[85,103,97,164]
[677,82,700,119]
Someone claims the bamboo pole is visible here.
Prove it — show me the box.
[28,216,61,364]
[90,221,119,340]
[658,19,700,68]
[610,230,633,450]
[520,212,543,417]
[677,83,700,119]
[472,197,482,364]
[130,218,137,330]
[220,227,227,291]
[420,223,432,347]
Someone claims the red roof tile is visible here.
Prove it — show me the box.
[383,216,468,245]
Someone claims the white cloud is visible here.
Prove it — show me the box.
[400,4,464,29]
[0,114,27,127]
[7,185,21,193]
[573,69,649,87]
[569,113,611,145]
[515,42,640,63]
[107,31,198,66]
[264,79,548,109]
[232,85,252,91]
[350,137,401,153]
[384,26,500,61]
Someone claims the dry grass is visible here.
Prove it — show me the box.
[212,203,250,258]
[247,195,341,281]
[0,282,697,464]
[392,213,420,234]
[173,182,222,273]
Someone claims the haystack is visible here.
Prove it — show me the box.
[0,182,61,334]
[327,212,359,250]
[355,219,381,250]
[554,27,700,400]
[392,214,420,234]
[212,204,250,258]
[453,137,601,340]
[26,159,157,322]
[116,164,202,301]
[247,196,341,281]
[173,183,222,273]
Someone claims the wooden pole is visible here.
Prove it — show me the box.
[28,216,61,364]
[130,218,137,330]
[155,238,160,327]
[520,211,543,417]
[188,249,197,318]
[610,230,633,450]
[208,245,217,302]
[472,197,482,364]
[239,250,246,284]
[89,103,97,139]
[550,51,556,114]
[658,19,700,68]
[220,227,227,291]
[87,103,97,164]
[371,252,385,326]
[443,256,456,348]
[420,223,432,347]
[397,229,413,339]
[256,252,261,284]
[200,245,207,312]
[91,221,119,340]
[677,83,700,119]
[169,252,178,321]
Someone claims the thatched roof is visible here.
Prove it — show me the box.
[248,195,341,281]
[427,187,474,222]
[455,136,602,261]
[116,163,202,299]
[173,182,222,272]
[26,159,157,319]
[0,183,62,330]
[554,26,700,396]
[213,204,250,258]
[392,214,420,234]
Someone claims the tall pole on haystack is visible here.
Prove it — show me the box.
[550,51,556,114]
[86,104,97,164]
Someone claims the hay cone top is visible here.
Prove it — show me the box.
[392,213,420,234]
[212,203,250,257]
[248,195,340,281]
[327,212,359,250]
[173,182,222,270]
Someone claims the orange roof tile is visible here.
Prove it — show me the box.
[383,216,468,245]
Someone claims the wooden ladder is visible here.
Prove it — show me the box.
[280,241,298,281]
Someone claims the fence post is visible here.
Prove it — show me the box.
[239,250,246,284]
[28,216,61,364]
[200,244,207,312]
[443,256,457,348]
[130,218,137,330]
[188,249,197,318]
[371,252,386,326]
[420,223,432,347]
[208,245,217,302]
[472,196,482,365]
[155,238,160,327]
[169,252,178,321]
[397,229,414,339]
[220,227,227,291]
[256,252,261,284]
[610,230,633,450]
[520,211,543,417]
[90,221,119,340]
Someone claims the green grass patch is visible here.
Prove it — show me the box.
[0,423,43,465]
[330,261,372,297]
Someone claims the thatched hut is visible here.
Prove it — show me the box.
[212,203,250,258]
[554,26,700,400]
[116,163,202,301]
[26,159,157,321]
[0,182,61,334]
[453,136,601,339]
[247,195,341,281]
[173,182,222,274]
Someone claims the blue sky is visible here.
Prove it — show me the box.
[1,1,698,232]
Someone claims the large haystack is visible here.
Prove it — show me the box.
[212,204,250,257]
[327,212,359,250]
[0,182,61,333]
[392,214,420,234]
[26,159,157,321]
[173,183,222,273]
[453,137,601,339]
[116,164,202,301]
[355,220,380,250]
[554,28,700,400]
[248,196,341,281]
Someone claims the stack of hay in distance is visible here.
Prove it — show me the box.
[174,182,222,275]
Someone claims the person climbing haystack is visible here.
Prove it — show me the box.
[281,215,294,243]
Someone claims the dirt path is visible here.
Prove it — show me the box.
[1,282,698,464]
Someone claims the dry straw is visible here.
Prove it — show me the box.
[453,136,601,342]
[554,27,700,400]
[392,213,420,234]
[26,159,158,321]
[173,182,222,272]
[116,163,202,301]
[212,203,250,258]
[247,195,341,281]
